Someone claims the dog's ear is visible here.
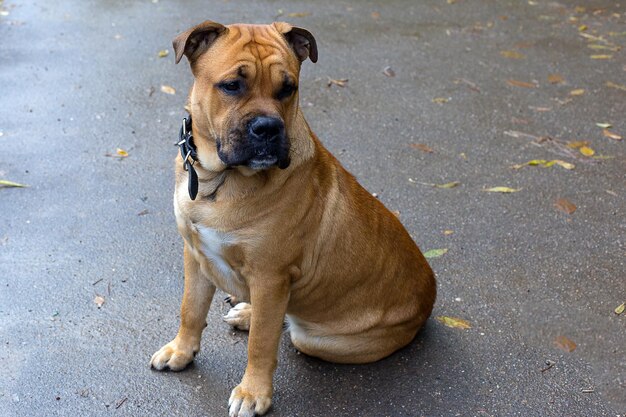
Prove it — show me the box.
[274,22,318,63]
[173,20,227,64]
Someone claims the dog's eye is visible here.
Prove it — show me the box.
[218,80,242,95]
[276,83,297,100]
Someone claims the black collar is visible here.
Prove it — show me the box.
[176,115,199,200]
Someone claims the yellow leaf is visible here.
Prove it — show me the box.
[434,181,460,189]
[578,24,588,31]
[552,160,575,170]
[590,54,613,59]
[527,159,547,166]
[569,89,585,96]
[432,97,450,104]
[603,129,622,140]
[579,146,595,156]
[596,122,612,128]
[436,316,472,329]
[500,50,525,59]
[567,140,589,149]
[484,187,521,193]
[615,302,625,315]
[443,230,454,235]
[157,49,169,58]
[116,148,129,157]
[160,85,176,95]
[0,179,28,188]
[606,81,626,91]
[587,44,621,51]
[287,12,311,18]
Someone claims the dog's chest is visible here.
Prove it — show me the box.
[195,225,235,278]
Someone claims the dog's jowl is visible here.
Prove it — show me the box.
[150,20,436,417]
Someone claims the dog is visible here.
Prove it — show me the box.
[150,20,436,417]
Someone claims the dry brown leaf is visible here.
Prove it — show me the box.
[436,316,471,329]
[602,129,622,140]
[327,78,348,88]
[548,73,565,84]
[409,143,434,153]
[507,79,536,88]
[554,335,576,352]
[500,50,525,59]
[94,295,105,308]
[137,209,149,216]
[160,85,176,95]
[570,89,585,96]
[371,11,380,20]
[554,198,576,214]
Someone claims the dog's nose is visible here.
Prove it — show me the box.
[248,116,284,142]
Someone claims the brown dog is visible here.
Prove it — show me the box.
[150,20,436,417]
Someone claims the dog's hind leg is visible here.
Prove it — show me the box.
[223,302,252,331]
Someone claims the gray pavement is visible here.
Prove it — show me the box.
[1,0,625,416]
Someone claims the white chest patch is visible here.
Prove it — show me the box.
[196,226,236,278]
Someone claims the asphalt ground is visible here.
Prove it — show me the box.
[0,0,624,416]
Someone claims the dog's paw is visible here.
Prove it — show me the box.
[223,302,252,331]
[150,338,198,371]
[228,383,272,417]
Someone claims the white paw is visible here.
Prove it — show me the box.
[149,338,198,371]
[228,383,272,417]
[223,302,252,331]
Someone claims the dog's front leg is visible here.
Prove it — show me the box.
[228,277,289,417]
[151,242,216,371]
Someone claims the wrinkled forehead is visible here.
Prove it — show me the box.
[201,24,300,84]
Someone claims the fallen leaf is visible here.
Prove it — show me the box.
[157,49,169,58]
[500,50,525,59]
[603,129,622,140]
[409,143,434,153]
[579,146,595,156]
[423,248,448,258]
[382,66,395,77]
[137,209,149,216]
[569,89,585,96]
[507,79,536,88]
[484,187,521,193]
[590,54,612,59]
[116,148,129,157]
[432,97,450,104]
[596,122,612,128]
[436,316,471,329]
[0,179,28,188]
[94,295,105,308]
[160,85,176,95]
[371,11,380,20]
[529,106,552,112]
[435,181,460,189]
[588,44,621,51]
[575,6,586,13]
[578,24,588,31]
[550,160,575,170]
[327,78,348,88]
[614,302,625,315]
[443,230,454,235]
[554,198,576,214]
[287,12,311,18]
[566,141,588,149]
[554,335,576,352]
[606,81,626,91]
[547,73,564,84]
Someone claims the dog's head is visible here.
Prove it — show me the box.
[173,21,317,172]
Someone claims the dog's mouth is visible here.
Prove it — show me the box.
[248,153,279,170]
